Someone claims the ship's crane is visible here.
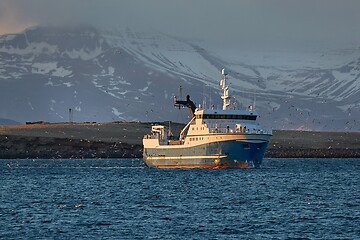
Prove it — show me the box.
[174,95,196,118]
[173,86,196,118]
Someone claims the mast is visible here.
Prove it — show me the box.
[220,68,231,110]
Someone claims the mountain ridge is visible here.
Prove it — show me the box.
[0,25,359,131]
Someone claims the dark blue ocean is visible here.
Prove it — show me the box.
[1,158,359,239]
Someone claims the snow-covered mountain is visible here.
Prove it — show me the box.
[0,25,359,131]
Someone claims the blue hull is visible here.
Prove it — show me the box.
[143,140,269,168]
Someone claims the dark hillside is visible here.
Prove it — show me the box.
[0,122,359,159]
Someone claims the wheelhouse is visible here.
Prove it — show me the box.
[196,114,257,120]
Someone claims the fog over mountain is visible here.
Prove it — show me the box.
[0,25,359,131]
[1,0,360,50]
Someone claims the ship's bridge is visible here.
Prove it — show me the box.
[188,108,270,135]
[194,109,258,121]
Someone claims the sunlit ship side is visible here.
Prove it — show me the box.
[143,69,272,168]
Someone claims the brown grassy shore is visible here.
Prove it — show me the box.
[0,122,359,159]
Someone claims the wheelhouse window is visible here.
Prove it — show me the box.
[202,114,256,120]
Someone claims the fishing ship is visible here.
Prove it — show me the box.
[143,69,272,168]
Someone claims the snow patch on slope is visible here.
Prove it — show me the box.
[104,29,220,84]
[112,107,126,120]
[65,46,103,60]
[0,42,58,55]
[32,62,72,77]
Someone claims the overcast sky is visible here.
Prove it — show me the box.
[1,0,360,50]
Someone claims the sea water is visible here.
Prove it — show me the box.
[1,158,359,239]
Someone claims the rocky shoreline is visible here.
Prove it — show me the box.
[0,135,142,159]
[1,122,359,159]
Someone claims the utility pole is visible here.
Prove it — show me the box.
[69,108,73,123]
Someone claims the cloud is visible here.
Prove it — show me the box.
[1,0,360,50]
[0,0,36,34]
